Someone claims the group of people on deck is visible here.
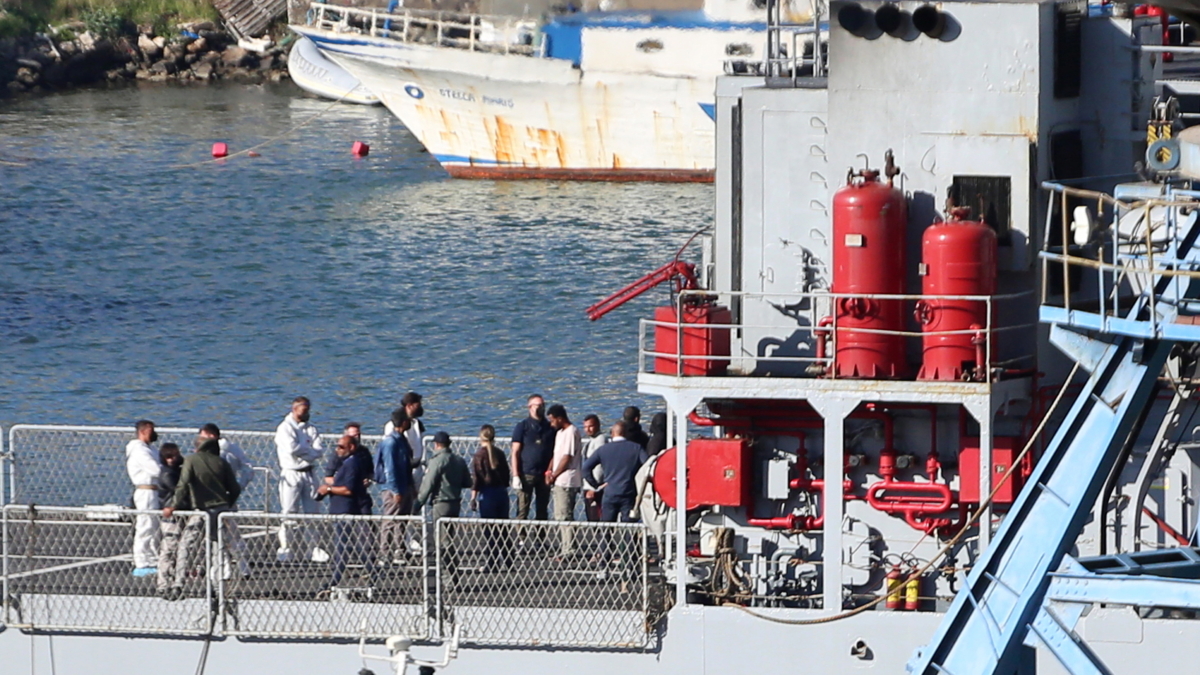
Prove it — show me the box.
[123,391,668,594]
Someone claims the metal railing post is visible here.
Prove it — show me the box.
[1061,190,1071,311]
[206,511,215,634]
[2,506,8,625]
[641,525,649,646]
[433,516,441,639]
[216,511,225,635]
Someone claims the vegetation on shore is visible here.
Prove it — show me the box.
[1,0,219,39]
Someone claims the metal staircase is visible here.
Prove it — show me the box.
[909,182,1200,675]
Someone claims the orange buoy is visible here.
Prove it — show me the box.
[211,142,228,158]
[351,141,369,157]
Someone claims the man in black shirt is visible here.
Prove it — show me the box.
[510,394,556,520]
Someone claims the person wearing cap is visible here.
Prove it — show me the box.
[414,431,472,522]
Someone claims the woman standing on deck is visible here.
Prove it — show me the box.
[471,425,510,519]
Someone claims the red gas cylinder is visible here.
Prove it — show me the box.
[654,304,731,376]
[915,208,997,381]
[831,161,908,378]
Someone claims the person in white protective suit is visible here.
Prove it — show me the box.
[125,419,162,577]
[275,396,329,562]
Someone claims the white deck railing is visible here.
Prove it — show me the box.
[639,289,1037,382]
[309,2,542,57]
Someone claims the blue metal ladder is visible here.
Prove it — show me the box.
[909,186,1200,675]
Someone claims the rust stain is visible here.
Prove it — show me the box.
[445,165,713,182]
[1017,115,1036,141]
[612,154,623,169]
[490,116,517,165]
[531,127,568,167]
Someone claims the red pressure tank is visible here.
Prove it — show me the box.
[915,207,997,381]
[831,160,908,379]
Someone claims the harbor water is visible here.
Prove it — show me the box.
[0,83,712,435]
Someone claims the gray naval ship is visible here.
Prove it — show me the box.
[7,0,1200,672]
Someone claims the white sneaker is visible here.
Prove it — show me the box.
[407,540,423,555]
[311,547,331,563]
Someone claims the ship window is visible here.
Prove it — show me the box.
[1054,3,1082,99]
[949,176,1012,244]
[726,42,753,56]
[637,39,663,53]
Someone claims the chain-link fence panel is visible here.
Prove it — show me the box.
[4,425,515,513]
[435,518,652,649]
[218,512,430,641]
[2,505,214,636]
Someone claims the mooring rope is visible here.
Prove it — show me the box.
[171,82,367,169]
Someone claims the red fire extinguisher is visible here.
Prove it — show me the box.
[886,564,904,610]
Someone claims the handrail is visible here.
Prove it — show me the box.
[309,2,540,57]
[1039,179,1200,337]
[639,288,1033,382]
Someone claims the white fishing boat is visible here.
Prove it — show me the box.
[292,0,819,180]
[288,35,382,105]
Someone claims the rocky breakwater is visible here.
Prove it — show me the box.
[1,23,290,96]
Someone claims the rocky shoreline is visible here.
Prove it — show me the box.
[1,22,290,97]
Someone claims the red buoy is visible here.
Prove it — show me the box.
[211,142,228,158]
[351,141,370,157]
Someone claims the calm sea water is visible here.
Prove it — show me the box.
[0,83,712,437]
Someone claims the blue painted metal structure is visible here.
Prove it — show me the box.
[909,181,1200,674]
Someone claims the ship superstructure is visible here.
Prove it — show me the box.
[8,1,1200,673]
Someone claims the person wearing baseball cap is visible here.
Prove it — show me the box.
[414,431,472,523]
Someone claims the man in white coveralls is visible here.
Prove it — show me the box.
[125,419,162,577]
[275,396,328,562]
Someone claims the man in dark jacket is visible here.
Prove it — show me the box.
[582,421,648,570]
[162,431,243,596]
[582,421,648,523]
[416,432,473,521]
